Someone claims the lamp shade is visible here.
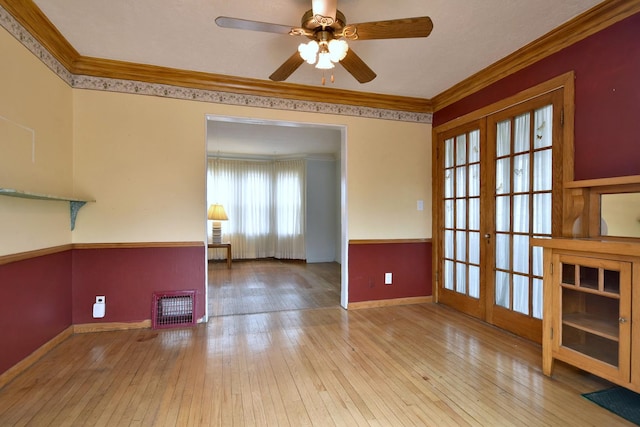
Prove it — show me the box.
[207,204,228,221]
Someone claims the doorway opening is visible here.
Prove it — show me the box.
[205,115,347,317]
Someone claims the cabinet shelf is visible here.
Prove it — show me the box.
[0,188,94,230]
[563,341,619,368]
[562,313,619,342]
[560,283,620,299]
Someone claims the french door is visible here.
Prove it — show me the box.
[435,89,564,342]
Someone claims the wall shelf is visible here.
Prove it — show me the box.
[564,175,640,188]
[0,188,95,230]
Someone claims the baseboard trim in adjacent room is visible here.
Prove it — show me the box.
[0,325,74,390]
[73,319,152,334]
[348,296,433,310]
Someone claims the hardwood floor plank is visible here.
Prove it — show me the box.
[267,344,313,425]
[360,310,518,425]
[280,330,336,424]
[93,334,160,426]
[122,332,167,425]
[326,322,452,426]
[254,330,293,426]
[208,260,341,317]
[362,306,569,425]
[297,334,369,426]
[0,333,98,424]
[0,260,634,426]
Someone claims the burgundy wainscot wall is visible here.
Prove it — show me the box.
[348,241,432,303]
[71,246,206,324]
[0,250,73,375]
[434,13,640,181]
[0,245,206,377]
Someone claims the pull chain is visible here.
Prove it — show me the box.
[320,72,336,85]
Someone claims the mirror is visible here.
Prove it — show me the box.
[601,192,640,238]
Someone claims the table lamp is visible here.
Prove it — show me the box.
[207,204,228,244]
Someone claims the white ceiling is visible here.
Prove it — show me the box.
[32,0,604,100]
[26,1,604,157]
[207,118,341,157]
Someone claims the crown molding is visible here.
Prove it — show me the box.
[72,56,433,114]
[2,0,635,119]
[0,1,432,121]
[431,0,640,112]
[0,0,78,69]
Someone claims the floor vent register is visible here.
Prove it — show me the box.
[152,290,196,329]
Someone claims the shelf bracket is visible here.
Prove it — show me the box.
[70,201,87,231]
[0,188,94,231]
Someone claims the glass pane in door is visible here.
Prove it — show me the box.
[494,105,553,320]
[442,130,481,298]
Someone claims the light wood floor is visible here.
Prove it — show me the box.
[0,301,629,425]
[208,259,341,317]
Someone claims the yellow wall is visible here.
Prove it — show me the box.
[1,25,432,253]
[72,89,432,243]
[346,120,432,239]
[0,29,73,255]
[601,192,640,238]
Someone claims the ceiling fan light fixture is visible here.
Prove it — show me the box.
[217,3,433,85]
[316,51,335,69]
[298,40,319,64]
[328,39,348,62]
[299,36,347,71]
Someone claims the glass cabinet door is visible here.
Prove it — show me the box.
[556,254,631,381]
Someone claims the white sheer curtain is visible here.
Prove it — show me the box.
[532,104,553,318]
[273,160,306,259]
[207,158,306,260]
[495,118,512,311]
[511,112,532,316]
[494,105,553,319]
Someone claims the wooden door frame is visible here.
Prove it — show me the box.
[433,119,486,319]
[432,71,575,342]
[484,89,565,343]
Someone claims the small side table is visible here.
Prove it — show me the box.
[208,243,232,268]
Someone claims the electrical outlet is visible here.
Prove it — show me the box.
[93,296,106,318]
[385,272,392,285]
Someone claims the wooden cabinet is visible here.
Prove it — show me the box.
[533,238,640,392]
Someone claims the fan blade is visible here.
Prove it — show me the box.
[269,52,305,81]
[344,16,433,40]
[215,16,293,34]
[340,49,376,83]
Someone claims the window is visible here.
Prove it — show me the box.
[207,158,306,259]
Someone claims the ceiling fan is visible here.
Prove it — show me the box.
[215,0,433,84]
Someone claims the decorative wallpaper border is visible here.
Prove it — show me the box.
[0,5,432,124]
[0,4,74,86]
